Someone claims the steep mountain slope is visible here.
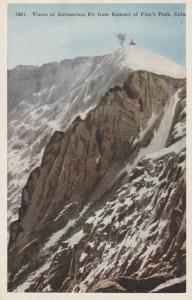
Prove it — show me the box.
[7,45,185,226]
[8,57,186,293]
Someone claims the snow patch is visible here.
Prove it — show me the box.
[117,45,185,78]
[136,91,180,162]
[79,252,88,262]
[145,137,185,160]
[43,220,76,249]
[66,229,85,248]
[13,254,54,292]
[151,275,186,292]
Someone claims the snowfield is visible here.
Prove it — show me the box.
[113,45,185,78]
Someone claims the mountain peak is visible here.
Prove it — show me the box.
[112,45,185,79]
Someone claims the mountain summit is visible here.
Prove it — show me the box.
[112,45,185,78]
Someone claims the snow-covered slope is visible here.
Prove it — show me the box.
[7,45,185,226]
[112,45,185,79]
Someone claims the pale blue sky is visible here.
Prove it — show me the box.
[8,3,186,69]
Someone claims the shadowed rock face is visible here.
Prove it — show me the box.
[8,71,186,293]
[7,54,130,227]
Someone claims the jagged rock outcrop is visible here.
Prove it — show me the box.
[8,70,186,293]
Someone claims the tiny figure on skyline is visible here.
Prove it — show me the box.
[129,39,136,45]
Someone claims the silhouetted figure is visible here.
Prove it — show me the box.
[129,39,136,45]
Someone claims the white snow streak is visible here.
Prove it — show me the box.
[151,275,186,292]
[66,230,85,248]
[117,45,185,78]
[135,91,180,163]
[43,220,76,249]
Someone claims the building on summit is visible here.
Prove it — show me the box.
[129,39,136,45]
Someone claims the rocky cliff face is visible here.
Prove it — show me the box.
[8,66,186,293]
[7,45,185,227]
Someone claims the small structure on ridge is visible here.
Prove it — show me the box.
[129,39,136,45]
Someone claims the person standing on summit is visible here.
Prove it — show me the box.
[129,39,136,45]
